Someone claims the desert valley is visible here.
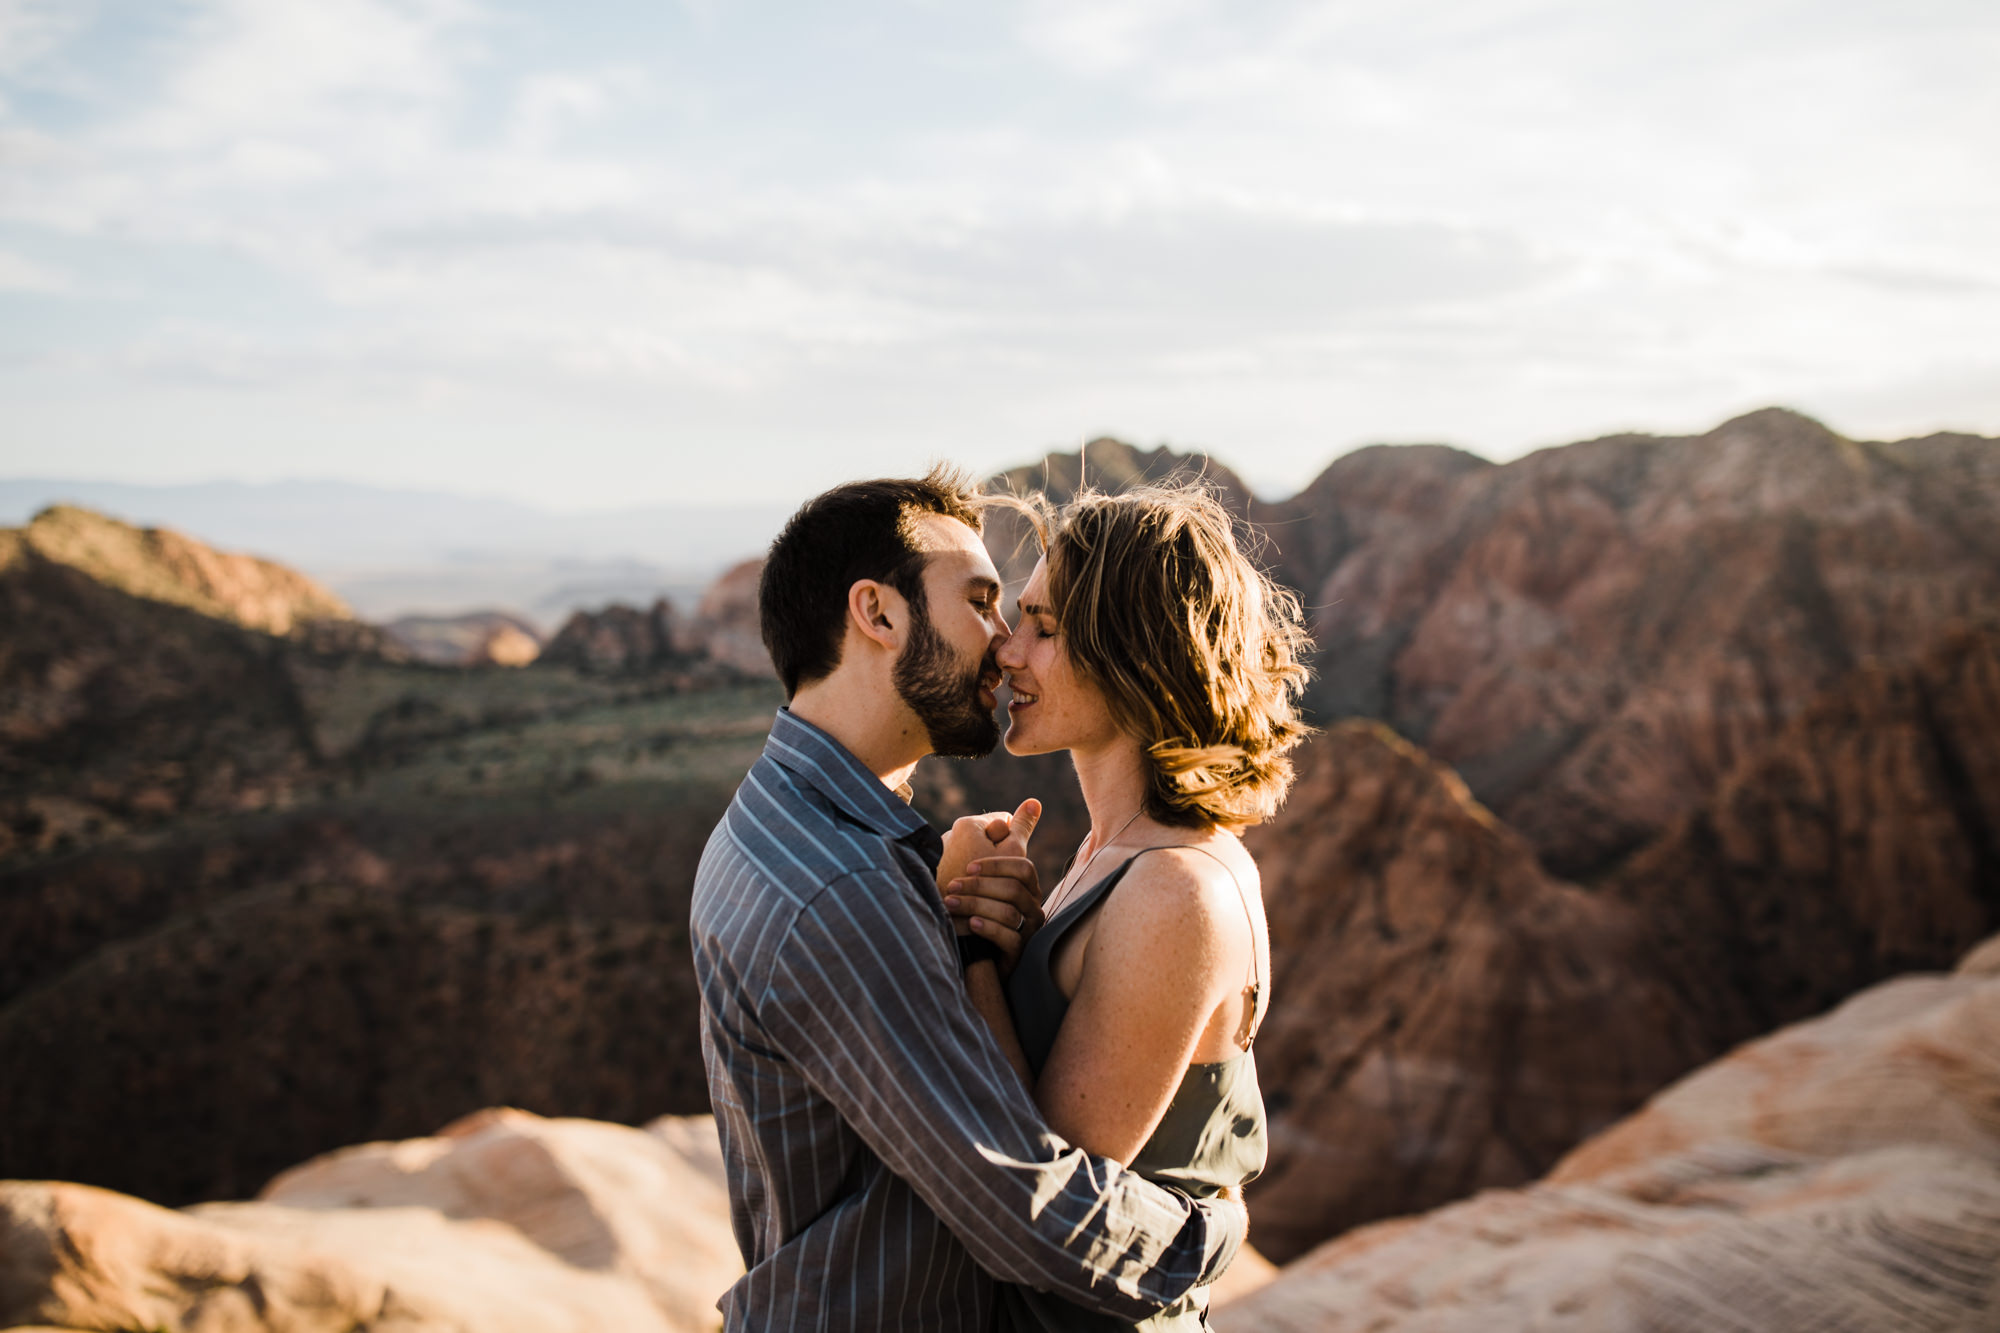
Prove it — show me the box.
[3,407,1998,1330]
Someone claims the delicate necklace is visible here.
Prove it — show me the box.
[1043,808,1145,922]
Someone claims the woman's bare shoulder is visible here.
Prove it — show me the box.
[1096,839,1256,940]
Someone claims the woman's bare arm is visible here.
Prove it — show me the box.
[964,960,1034,1087]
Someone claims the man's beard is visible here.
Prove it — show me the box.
[893,605,1000,759]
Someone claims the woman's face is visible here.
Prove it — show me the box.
[996,556,1122,757]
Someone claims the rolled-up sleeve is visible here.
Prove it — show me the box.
[756,867,1243,1320]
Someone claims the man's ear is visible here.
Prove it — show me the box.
[847,579,906,654]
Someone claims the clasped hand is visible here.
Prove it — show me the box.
[936,798,1043,976]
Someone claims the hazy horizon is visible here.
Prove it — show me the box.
[12,401,1988,627]
[6,401,1989,518]
[0,472,801,626]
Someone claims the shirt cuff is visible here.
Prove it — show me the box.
[1195,1191,1248,1285]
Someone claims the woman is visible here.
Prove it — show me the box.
[943,482,1312,1331]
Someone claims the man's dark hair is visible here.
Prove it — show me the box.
[760,466,985,697]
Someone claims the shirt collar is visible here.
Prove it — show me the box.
[762,708,942,864]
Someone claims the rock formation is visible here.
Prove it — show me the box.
[536,560,775,679]
[0,505,777,1203]
[257,1109,741,1330]
[990,436,1256,508]
[0,884,713,1205]
[0,545,324,857]
[1281,410,2000,882]
[7,504,356,637]
[384,610,544,666]
[1218,936,2000,1332]
[0,505,449,859]
[540,598,683,674]
[0,1110,740,1333]
[1240,720,1706,1261]
[1247,442,1490,631]
[1245,621,2000,1259]
[4,1181,670,1332]
[1613,619,2000,1057]
[483,623,543,667]
[1547,939,2000,1185]
[981,437,1256,597]
[682,557,772,678]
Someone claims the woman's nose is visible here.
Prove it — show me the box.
[995,625,1025,668]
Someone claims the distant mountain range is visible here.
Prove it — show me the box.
[0,478,792,630]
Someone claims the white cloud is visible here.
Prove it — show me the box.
[0,0,1995,505]
[1017,0,1213,75]
[139,0,469,147]
[0,0,83,76]
[0,246,68,291]
[509,71,616,151]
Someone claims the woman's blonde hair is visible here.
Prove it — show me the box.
[1016,482,1313,829]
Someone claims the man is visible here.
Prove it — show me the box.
[690,468,1246,1329]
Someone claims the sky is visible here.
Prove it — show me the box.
[2,0,1998,511]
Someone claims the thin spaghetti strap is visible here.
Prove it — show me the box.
[1130,844,1264,1049]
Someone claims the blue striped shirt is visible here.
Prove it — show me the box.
[691,708,1245,1330]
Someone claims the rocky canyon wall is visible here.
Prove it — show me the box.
[0,509,779,1203]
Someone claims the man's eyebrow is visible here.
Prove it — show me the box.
[966,575,1000,598]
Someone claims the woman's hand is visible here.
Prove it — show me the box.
[939,800,1042,974]
[946,855,1042,971]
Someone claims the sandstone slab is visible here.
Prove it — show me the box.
[259,1107,741,1329]
[1220,1145,2000,1332]
[0,1181,672,1333]
[1219,945,2000,1332]
[0,1109,740,1333]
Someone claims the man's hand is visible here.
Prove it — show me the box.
[937,811,1014,899]
[941,799,1042,974]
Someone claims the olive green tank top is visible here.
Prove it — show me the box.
[996,846,1268,1333]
